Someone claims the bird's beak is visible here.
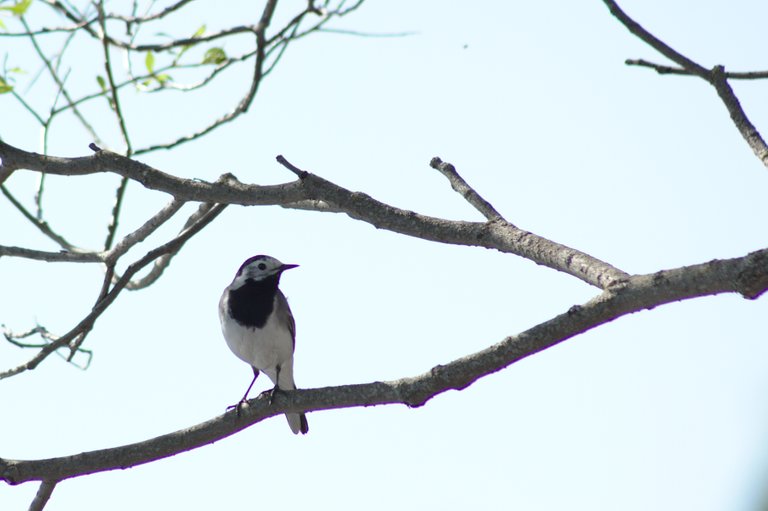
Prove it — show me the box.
[280,263,299,272]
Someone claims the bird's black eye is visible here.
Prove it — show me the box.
[257,263,267,271]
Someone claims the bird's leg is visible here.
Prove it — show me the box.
[262,364,282,405]
[227,367,259,416]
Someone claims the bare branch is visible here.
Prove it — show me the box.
[0,203,226,380]
[606,1,768,168]
[626,59,768,80]
[1,247,765,484]
[105,198,186,262]
[28,480,57,511]
[624,58,690,76]
[132,1,277,155]
[708,65,768,166]
[0,143,629,288]
[18,17,103,146]
[429,156,503,221]
[105,0,195,24]
[1,185,81,251]
[602,0,708,77]
[0,245,101,263]
[118,202,222,290]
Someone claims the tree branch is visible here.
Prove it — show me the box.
[625,59,768,80]
[0,143,628,288]
[429,156,503,221]
[1,247,764,484]
[605,0,768,168]
[27,480,56,511]
[0,202,226,380]
[602,0,708,77]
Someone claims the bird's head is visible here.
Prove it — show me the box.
[233,255,298,285]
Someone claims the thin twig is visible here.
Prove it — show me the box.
[708,65,768,166]
[602,0,708,77]
[275,154,309,179]
[96,0,134,250]
[429,157,504,221]
[0,245,101,262]
[606,1,768,168]
[118,202,223,290]
[626,58,768,80]
[97,0,133,156]
[1,184,80,251]
[105,198,186,261]
[0,203,226,380]
[19,16,103,146]
[317,27,418,37]
[133,0,278,155]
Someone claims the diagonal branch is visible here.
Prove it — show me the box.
[0,202,226,380]
[429,156,504,221]
[117,202,223,290]
[132,0,278,155]
[28,480,56,511]
[605,0,768,168]
[1,247,765,484]
[1,184,82,251]
[707,65,768,166]
[0,143,629,289]
[602,0,708,77]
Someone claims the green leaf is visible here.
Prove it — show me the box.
[173,25,207,64]
[0,19,6,30]
[191,24,206,39]
[0,77,13,94]
[145,51,155,74]
[0,0,33,16]
[96,75,107,92]
[202,47,227,65]
[154,73,171,84]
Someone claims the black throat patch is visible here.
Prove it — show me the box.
[227,275,279,328]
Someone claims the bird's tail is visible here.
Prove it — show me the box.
[286,412,309,435]
[275,363,308,435]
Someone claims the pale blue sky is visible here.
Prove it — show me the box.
[2,1,768,510]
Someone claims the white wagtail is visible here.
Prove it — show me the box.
[218,255,309,435]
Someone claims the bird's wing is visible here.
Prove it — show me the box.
[276,290,296,348]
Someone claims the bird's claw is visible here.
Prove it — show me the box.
[226,399,249,417]
[261,385,282,405]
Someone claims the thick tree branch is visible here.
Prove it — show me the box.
[0,143,628,288]
[1,248,764,484]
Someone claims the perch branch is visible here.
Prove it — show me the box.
[1,247,765,484]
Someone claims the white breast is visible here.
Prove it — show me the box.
[219,291,296,388]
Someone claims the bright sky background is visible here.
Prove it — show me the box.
[2,1,768,510]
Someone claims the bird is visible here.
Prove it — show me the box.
[218,254,309,435]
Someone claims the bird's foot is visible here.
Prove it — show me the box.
[261,385,283,405]
[226,398,249,417]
